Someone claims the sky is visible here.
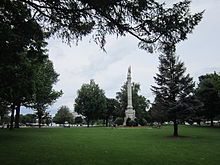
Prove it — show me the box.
[21,0,220,116]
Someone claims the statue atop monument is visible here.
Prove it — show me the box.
[123,66,136,125]
[128,66,131,77]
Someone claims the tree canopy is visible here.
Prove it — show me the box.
[53,106,74,125]
[196,72,220,126]
[74,80,106,127]
[28,59,62,127]
[8,0,203,51]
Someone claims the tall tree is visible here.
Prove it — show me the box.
[116,82,150,123]
[75,80,106,127]
[151,44,199,136]
[5,0,203,51]
[28,59,62,128]
[53,106,74,125]
[196,72,220,126]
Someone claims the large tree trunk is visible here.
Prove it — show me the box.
[15,102,21,128]
[10,104,15,130]
[173,119,178,136]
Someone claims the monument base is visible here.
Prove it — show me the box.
[123,108,135,126]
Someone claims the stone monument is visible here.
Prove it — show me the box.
[123,66,136,125]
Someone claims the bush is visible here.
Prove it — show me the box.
[126,118,138,127]
[138,118,147,126]
[114,117,124,126]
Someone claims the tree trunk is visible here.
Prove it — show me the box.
[10,104,15,130]
[38,111,42,128]
[173,119,178,136]
[15,102,21,128]
[87,118,90,127]
[105,118,109,127]
[210,118,214,127]
[0,114,4,124]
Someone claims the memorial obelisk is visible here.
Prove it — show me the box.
[123,66,135,125]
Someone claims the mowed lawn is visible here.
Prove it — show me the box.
[0,126,220,165]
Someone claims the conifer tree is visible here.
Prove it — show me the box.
[151,44,199,136]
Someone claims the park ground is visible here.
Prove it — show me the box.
[0,126,220,165]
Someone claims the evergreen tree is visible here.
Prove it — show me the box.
[196,72,220,126]
[151,45,199,136]
[150,96,168,124]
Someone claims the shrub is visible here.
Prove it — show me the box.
[138,118,147,126]
[126,118,138,126]
[114,117,124,126]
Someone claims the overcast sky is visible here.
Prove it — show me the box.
[21,0,220,116]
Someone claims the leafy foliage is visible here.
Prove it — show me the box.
[74,80,106,127]
[74,116,83,124]
[53,106,74,124]
[28,59,62,127]
[114,117,124,126]
[20,114,36,124]
[103,98,120,126]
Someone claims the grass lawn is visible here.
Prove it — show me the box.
[0,125,220,165]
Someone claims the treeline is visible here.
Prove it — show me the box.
[73,79,150,127]
[68,69,220,131]
[49,80,151,128]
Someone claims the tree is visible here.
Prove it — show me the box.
[75,80,106,127]
[20,114,36,125]
[28,59,62,128]
[0,99,10,125]
[150,96,168,124]
[6,0,203,51]
[42,112,53,126]
[74,116,83,125]
[53,106,74,125]
[103,98,119,127]
[0,0,48,129]
[196,72,220,126]
[151,45,200,136]
[116,82,150,123]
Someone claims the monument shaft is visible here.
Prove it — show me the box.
[124,66,135,125]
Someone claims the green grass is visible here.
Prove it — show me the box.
[0,126,220,165]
